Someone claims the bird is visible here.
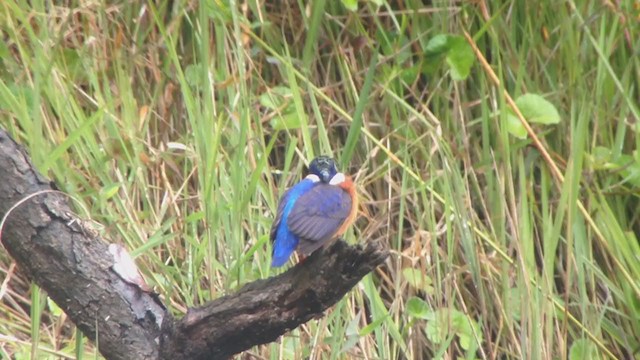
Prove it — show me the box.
[270,156,358,267]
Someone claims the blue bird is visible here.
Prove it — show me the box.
[270,156,358,267]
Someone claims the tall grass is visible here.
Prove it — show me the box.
[1,1,639,359]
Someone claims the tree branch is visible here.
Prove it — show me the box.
[0,129,388,359]
[159,240,387,359]
[0,130,164,359]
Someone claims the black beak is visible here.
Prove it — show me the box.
[320,169,331,183]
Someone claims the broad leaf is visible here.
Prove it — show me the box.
[342,0,357,11]
[569,339,596,360]
[506,93,561,138]
[425,34,450,57]
[424,34,475,80]
[406,296,430,319]
[259,86,292,110]
[446,37,475,81]
[515,93,561,124]
[270,112,301,130]
[506,113,528,139]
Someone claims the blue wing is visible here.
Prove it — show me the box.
[286,184,352,255]
[270,188,291,243]
[270,179,316,267]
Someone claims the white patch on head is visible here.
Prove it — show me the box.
[329,172,346,185]
[306,174,320,182]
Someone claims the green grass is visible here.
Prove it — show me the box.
[1,0,639,359]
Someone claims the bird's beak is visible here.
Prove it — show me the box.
[320,169,331,183]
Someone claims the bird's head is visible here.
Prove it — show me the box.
[309,156,338,183]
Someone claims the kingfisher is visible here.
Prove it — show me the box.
[270,156,358,267]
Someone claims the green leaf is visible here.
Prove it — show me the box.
[13,349,31,360]
[184,64,205,87]
[425,308,482,350]
[446,37,475,81]
[506,113,528,139]
[341,0,357,11]
[270,112,301,130]
[339,335,360,353]
[425,34,450,57]
[376,29,411,64]
[261,86,299,130]
[359,315,388,336]
[339,313,361,353]
[282,336,297,360]
[402,268,423,288]
[619,160,640,187]
[259,86,293,110]
[47,297,63,317]
[400,63,422,85]
[345,312,361,336]
[185,210,205,223]
[569,339,596,360]
[589,146,612,169]
[425,309,449,344]
[424,34,475,80]
[100,183,120,200]
[406,297,430,319]
[514,93,561,124]
[454,310,482,351]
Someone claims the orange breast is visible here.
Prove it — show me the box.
[335,176,358,237]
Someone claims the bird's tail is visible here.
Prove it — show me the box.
[271,228,297,267]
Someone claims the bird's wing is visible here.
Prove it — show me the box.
[286,184,352,254]
[270,188,292,242]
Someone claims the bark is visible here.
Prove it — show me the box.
[0,130,164,359]
[0,128,388,359]
[159,240,386,359]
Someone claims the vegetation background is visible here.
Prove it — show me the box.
[1,0,639,359]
